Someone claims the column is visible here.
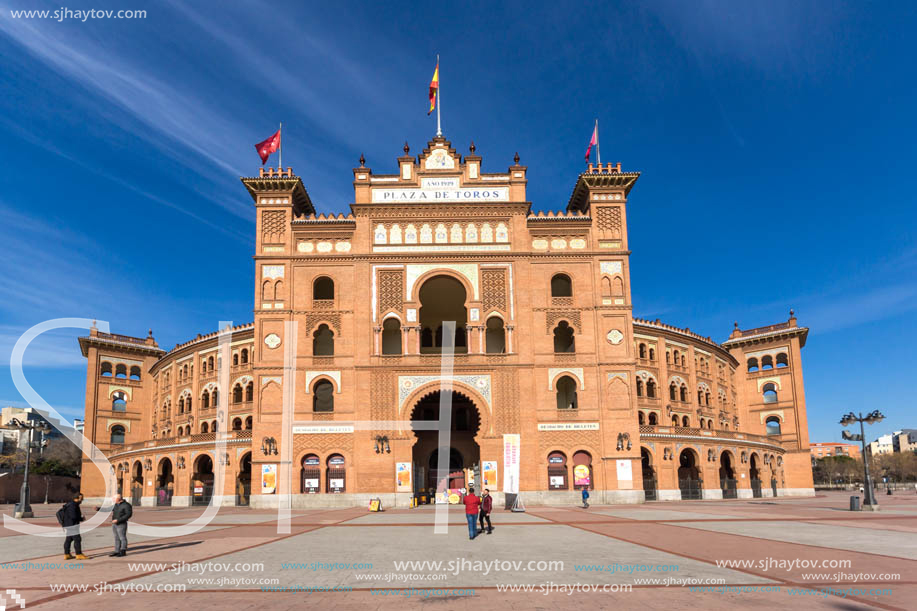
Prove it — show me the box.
[506,325,514,354]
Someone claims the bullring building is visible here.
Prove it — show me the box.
[78,136,815,507]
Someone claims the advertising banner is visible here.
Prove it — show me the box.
[573,464,591,487]
[616,459,633,490]
[482,460,498,488]
[396,462,412,492]
[261,464,277,494]
[502,434,520,494]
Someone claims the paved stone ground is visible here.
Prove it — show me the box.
[1,491,914,610]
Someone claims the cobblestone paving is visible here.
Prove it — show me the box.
[1,491,913,610]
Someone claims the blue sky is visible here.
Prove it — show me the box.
[0,1,914,444]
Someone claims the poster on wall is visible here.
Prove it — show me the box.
[261,464,277,494]
[482,461,498,488]
[502,434,520,494]
[303,478,319,493]
[396,462,412,491]
[573,464,591,487]
[549,475,565,488]
[616,459,633,490]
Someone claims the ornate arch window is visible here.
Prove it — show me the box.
[555,375,578,410]
[762,383,778,404]
[313,380,334,412]
[553,321,575,353]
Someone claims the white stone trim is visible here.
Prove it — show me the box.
[548,368,585,390]
[305,371,341,393]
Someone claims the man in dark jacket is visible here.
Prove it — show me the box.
[62,493,87,560]
[478,488,493,535]
[109,494,133,557]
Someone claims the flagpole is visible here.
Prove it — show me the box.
[279,122,283,169]
[596,119,600,166]
[436,55,442,137]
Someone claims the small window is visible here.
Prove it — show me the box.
[550,273,572,297]
[747,358,759,372]
[553,321,575,353]
[115,364,127,379]
[682,415,690,427]
[765,416,781,435]
[241,348,249,364]
[648,348,655,361]
[636,379,644,397]
[638,412,645,425]
[672,415,679,426]
[647,379,656,398]
[761,355,774,370]
[648,412,658,425]
[313,380,334,412]
[776,353,789,368]
[485,317,506,354]
[233,353,239,366]
[314,276,335,300]
[556,375,578,410]
[245,383,253,402]
[129,366,141,381]
[762,383,778,404]
[313,324,335,356]
[669,383,677,401]
[679,385,687,402]
[382,318,403,355]
[101,362,113,377]
[201,422,209,434]
[110,425,125,445]
[233,384,243,403]
[112,392,127,412]
[639,343,647,359]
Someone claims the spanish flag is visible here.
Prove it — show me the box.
[428,60,439,115]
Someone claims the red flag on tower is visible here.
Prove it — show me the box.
[584,121,598,162]
[428,60,439,115]
[255,128,281,165]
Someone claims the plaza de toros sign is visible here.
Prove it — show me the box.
[371,177,509,203]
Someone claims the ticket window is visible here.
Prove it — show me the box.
[301,454,321,493]
[327,454,346,493]
[547,451,568,490]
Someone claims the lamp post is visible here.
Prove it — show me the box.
[12,418,51,519]
[840,410,884,511]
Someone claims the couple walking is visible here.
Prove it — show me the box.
[58,493,133,559]
[462,487,493,540]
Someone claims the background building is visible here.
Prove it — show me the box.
[810,442,861,460]
[78,137,815,507]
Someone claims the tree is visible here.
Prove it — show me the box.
[35,438,81,477]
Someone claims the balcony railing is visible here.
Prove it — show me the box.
[107,429,253,455]
[638,425,780,447]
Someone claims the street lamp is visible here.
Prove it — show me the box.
[11,417,52,519]
[840,410,885,510]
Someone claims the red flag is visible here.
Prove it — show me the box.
[584,123,598,161]
[255,129,281,165]
[428,61,439,115]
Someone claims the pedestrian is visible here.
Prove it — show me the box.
[109,493,133,557]
[479,488,493,535]
[581,487,590,509]
[462,486,481,540]
[58,493,87,560]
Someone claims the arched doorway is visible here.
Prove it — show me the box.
[572,451,593,490]
[678,449,702,500]
[418,275,468,354]
[236,452,252,506]
[131,461,143,505]
[327,454,346,493]
[547,451,568,490]
[719,452,737,498]
[192,454,214,506]
[641,448,657,501]
[410,389,481,499]
[156,458,174,506]
[749,453,762,498]
[301,454,321,493]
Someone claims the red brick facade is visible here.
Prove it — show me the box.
[79,137,814,506]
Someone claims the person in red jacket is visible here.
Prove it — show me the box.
[462,487,481,539]
[479,488,493,535]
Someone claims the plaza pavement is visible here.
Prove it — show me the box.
[1,490,915,610]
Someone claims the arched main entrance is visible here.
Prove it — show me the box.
[749,453,762,498]
[410,389,481,500]
[191,454,214,506]
[677,449,702,500]
[236,452,252,506]
[156,458,173,506]
[641,448,657,501]
[719,451,737,498]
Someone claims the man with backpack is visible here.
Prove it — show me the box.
[57,493,87,560]
[109,494,133,557]
[581,487,590,509]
